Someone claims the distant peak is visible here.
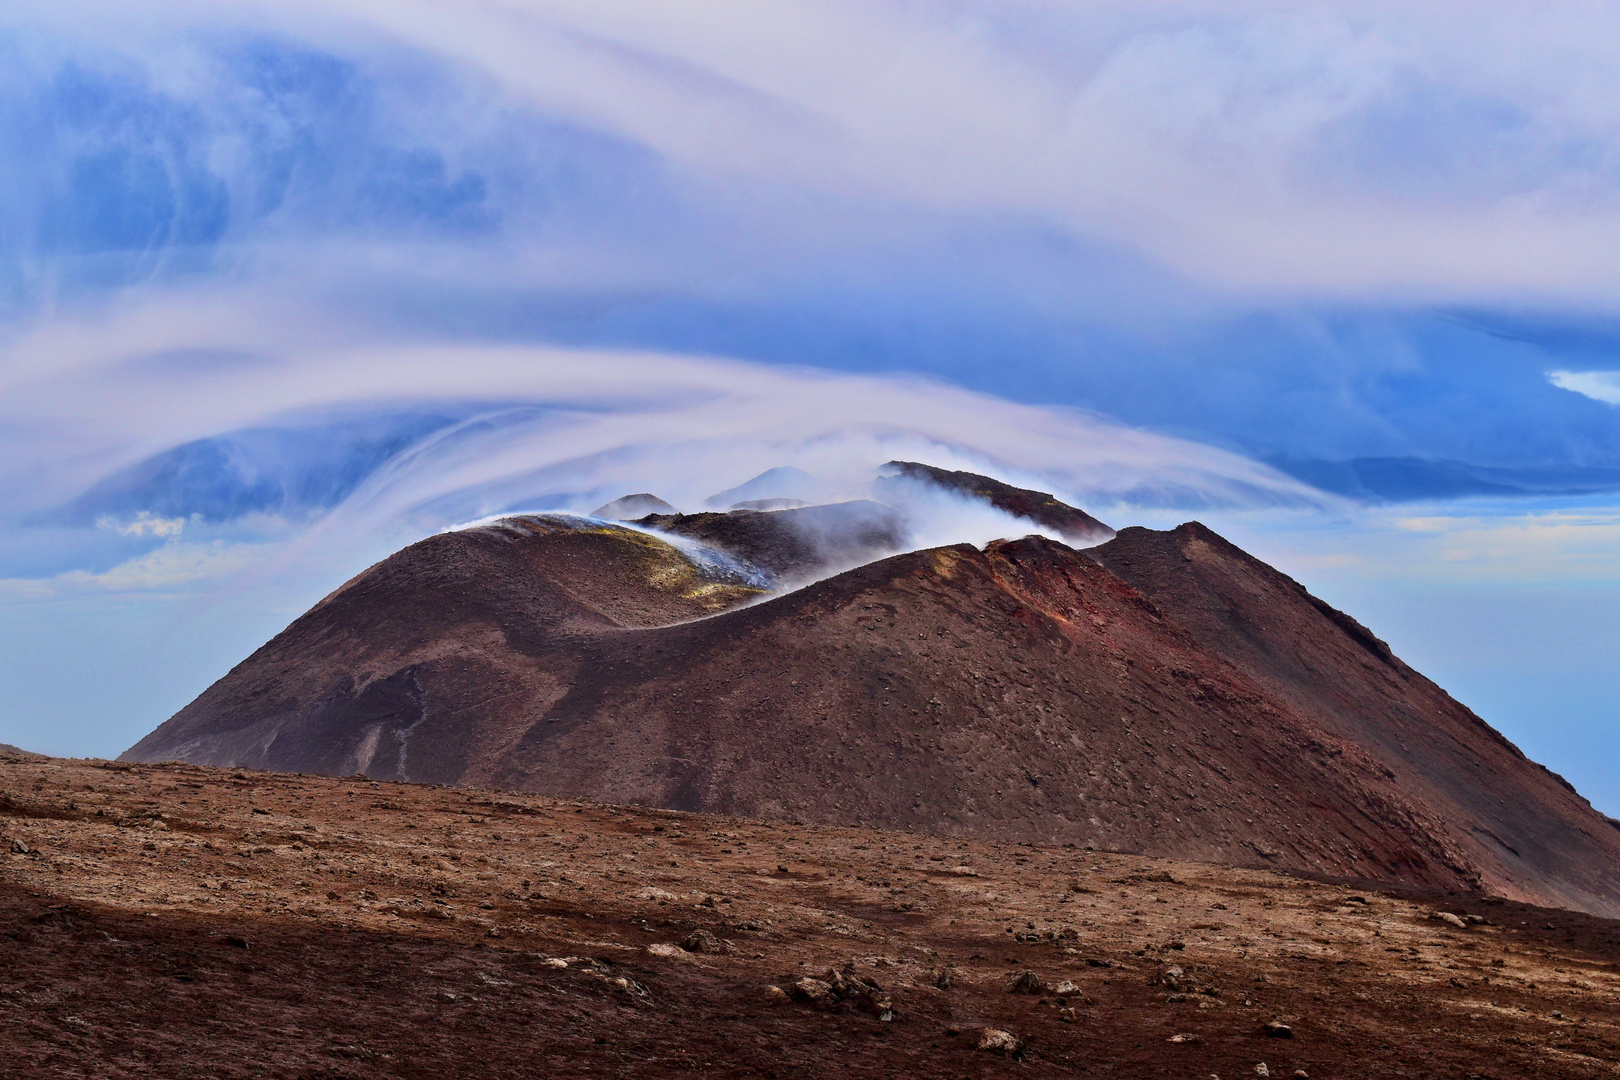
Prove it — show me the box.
[591,493,678,520]
[704,467,824,509]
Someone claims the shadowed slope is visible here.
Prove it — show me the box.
[1089,522,1620,917]
[119,516,765,782]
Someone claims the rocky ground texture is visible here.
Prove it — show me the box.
[6,751,1620,1079]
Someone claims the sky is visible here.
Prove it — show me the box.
[2,1,1619,812]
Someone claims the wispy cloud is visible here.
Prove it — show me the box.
[0,540,263,601]
[1165,500,1620,586]
[0,281,1328,582]
[17,0,1620,301]
[1548,370,1620,406]
[100,513,185,538]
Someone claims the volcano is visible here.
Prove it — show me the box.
[123,465,1620,917]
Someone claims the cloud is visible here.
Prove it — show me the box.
[1164,500,1620,587]
[0,540,263,601]
[10,5,1620,481]
[1548,370,1620,406]
[0,286,1329,581]
[100,512,185,538]
[15,2,1620,305]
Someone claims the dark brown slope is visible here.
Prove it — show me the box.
[638,500,904,582]
[1089,522,1620,918]
[479,535,1481,894]
[119,516,764,779]
[132,511,1550,905]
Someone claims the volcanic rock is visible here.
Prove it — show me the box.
[977,1028,1022,1055]
[681,929,727,954]
[788,977,834,1005]
[1006,970,1044,994]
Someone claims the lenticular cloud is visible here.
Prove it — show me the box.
[7,332,1326,535]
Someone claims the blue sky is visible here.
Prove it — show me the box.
[3,2,1620,812]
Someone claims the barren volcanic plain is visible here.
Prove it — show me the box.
[6,750,1620,1079]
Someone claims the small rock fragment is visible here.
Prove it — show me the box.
[1430,911,1467,929]
[10,839,30,854]
[763,984,791,1004]
[1052,980,1080,996]
[1262,1020,1293,1038]
[1254,1065,1270,1078]
[634,887,680,902]
[681,929,728,954]
[977,1028,1022,1055]
[1006,969,1043,994]
[788,977,834,1005]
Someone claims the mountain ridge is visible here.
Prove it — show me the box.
[121,470,1620,917]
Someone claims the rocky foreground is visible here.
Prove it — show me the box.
[5,751,1620,1079]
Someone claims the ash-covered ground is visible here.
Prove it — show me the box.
[5,752,1620,1079]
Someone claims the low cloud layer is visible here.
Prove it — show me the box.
[0,277,1325,594]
